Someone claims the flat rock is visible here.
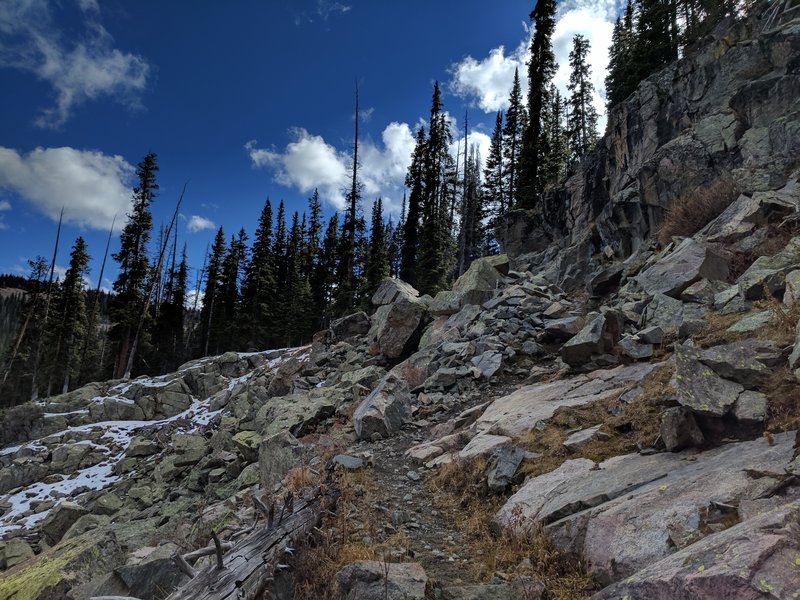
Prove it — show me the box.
[474,363,659,437]
[496,433,796,587]
[336,560,428,600]
[458,434,511,459]
[564,425,604,452]
[726,310,773,333]
[698,338,779,388]
[738,236,800,299]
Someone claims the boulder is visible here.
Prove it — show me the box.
[637,326,664,345]
[660,407,704,451]
[593,501,800,600]
[126,436,159,458]
[738,236,800,299]
[255,391,337,437]
[372,278,420,306]
[698,339,779,388]
[672,343,744,417]
[39,501,89,546]
[617,337,654,360]
[171,434,208,467]
[635,239,729,298]
[353,375,412,440]
[680,278,728,304]
[470,351,503,379]
[93,492,123,516]
[790,320,800,370]
[731,390,767,423]
[371,298,426,359]
[112,543,187,600]
[330,311,371,341]
[486,446,526,493]
[336,560,428,600]
[561,314,618,366]
[258,431,303,489]
[452,255,509,294]
[231,430,262,463]
[0,538,34,569]
[543,316,586,340]
[459,434,511,459]
[589,264,624,296]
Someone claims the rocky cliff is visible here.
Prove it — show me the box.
[1,6,800,600]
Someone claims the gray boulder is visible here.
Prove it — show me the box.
[738,235,800,299]
[486,446,526,493]
[672,343,743,417]
[330,311,371,341]
[370,298,426,359]
[40,500,89,546]
[258,431,302,489]
[372,278,420,306]
[660,407,704,451]
[636,238,729,298]
[353,375,412,440]
[698,339,780,388]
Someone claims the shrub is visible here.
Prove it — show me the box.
[658,175,740,245]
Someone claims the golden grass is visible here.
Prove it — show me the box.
[426,457,595,599]
[658,175,739,245]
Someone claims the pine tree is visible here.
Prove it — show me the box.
[634,0,679,86]
[483,111,505,217]
[502,69,527,210]
[239,198,275,349]
[200,227,226,356]
[318,213,340,328]
[388,195,405,278]
[401,126,426,286]
[518,0,557,209]
[46,237,91,394]
[567,34,600,160]
[333,84,363,316]
[362,198,390,305]
[214,229,247,352]
[457,145,486,275]
[417,81,456,296]
[283,212,315,345]
[605,0,638,110]
[540,85,569,190]
[109,152,158,378]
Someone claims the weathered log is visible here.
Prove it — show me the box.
[167,486,336,600]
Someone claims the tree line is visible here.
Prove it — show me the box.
[0,1,748,407]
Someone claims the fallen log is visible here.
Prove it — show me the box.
[167,484,337,600]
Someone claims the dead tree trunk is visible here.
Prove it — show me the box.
[168,485,336,600]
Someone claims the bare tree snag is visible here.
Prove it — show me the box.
[167,485,337,600]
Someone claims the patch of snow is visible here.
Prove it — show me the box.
[42,409,90,418]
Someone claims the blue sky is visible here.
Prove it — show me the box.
[0,0,620,292]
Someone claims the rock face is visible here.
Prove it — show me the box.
[558,12,800,258]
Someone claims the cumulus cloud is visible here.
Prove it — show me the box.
[186,215,216,233]
[0,146,134,230]
[246,121,416,215]
[449,0,617,127]
[0,0,150,128]
[449,41,530,113]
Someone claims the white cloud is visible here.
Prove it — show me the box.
[247,122,416,215]
[449,41,530,113]
[0,0,150,128]
[449,0,617,127]
[186,215,216,233]
[316,0,351,20]
[0,146,134,230]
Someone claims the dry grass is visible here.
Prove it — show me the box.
[285,465,315,492]
[753,296,800,346]
[693,311,748,347]
[658,175,739,245]
[292,469,380,600]
[764,367,800,433]
[427,458,595,599]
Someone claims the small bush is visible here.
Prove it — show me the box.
[658,175,740,245]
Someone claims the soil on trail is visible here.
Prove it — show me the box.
[340,377,522,588]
